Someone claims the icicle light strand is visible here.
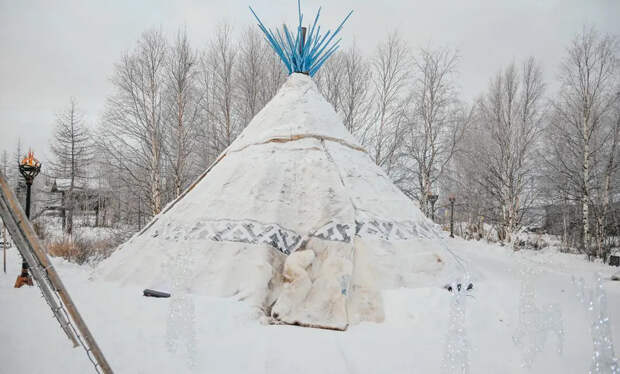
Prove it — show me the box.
[573,274,619,374]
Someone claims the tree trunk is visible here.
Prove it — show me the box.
[66,189,73,235]
[150,141,162,216]
[582,113,590,253]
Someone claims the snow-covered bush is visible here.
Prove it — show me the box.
[512,231,550,251]
[35,215,133,265]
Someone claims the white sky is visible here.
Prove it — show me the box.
[1,0,618,165]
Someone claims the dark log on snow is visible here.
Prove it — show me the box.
[143,289,171,298]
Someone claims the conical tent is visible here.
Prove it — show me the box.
[100,73,456,330]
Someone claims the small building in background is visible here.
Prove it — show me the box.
[35,176,111,228]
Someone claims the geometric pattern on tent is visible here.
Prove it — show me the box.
[160,219,303,255]
[355,219,436,241]
[159,217,437,255]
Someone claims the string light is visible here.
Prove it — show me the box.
[574,274,619,374]
[513,267,564,368]
[166,246,197,369]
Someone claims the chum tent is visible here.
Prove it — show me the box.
[99,2,457,331]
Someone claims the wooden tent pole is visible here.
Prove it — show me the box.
[0,173,113,373]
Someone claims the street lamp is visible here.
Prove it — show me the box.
[427,193,439,222]
[449,195,456,238]
[14,150,40,288]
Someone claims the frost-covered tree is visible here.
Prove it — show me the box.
[316,44,373,139]
[340,44,374,139]
[545,28,619,254]
[100,29,168,216]
[467,58,545,242]
[1,150,7,177]
[399,46,470,217]
[50,99,93,235]
[235,27,264,126]
[315,51,345,112]
[203,24,238,154]
[164,29,204,199]
[235,27,285,128]
[13,138,23,192]
[368,32,410,174]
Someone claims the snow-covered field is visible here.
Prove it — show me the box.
[1,238,619,373]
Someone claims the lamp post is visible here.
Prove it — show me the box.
[427,193,438,222]
[15,150,40,288]
[449,195,456,238]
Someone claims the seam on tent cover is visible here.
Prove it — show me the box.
[229,133,367,154]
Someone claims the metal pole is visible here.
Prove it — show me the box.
[25,181,32,218]
[450,199,455,238]
[22,180,32,277]
[19,176,32,285]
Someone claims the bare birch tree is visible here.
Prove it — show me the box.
[235,27,270,127]
[195,26,283,169]
[164,29,204,198]
[315,52,345,111]
[315,44,373,141]
[339,44,373,138]
[368,32,410,173]
[100,29,168,216]
[261,45,287,103]
[546,28,619,253]
[470,58,545,242]
[400,46,469,217]
[203,24,238,154]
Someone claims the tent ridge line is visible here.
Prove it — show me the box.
[230,133,367,154]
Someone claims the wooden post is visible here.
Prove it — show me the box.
[299,26,307,55]
[0,173,113,373]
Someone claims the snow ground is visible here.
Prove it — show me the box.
[1,239,619,373]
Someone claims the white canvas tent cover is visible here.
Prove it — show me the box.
[100,74,457,330]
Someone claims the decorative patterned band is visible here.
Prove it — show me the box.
[154,218,437,255]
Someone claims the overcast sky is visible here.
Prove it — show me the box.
[1,0,618,165]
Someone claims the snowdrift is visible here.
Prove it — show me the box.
[98,74,458,330]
